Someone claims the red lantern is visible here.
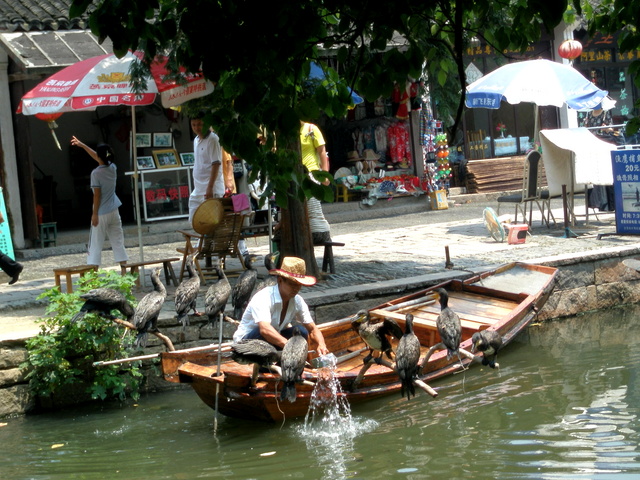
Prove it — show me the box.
[35,113,63,150]
[558,39,583,61]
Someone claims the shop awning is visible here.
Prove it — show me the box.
[1,30,113,72]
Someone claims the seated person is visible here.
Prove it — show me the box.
[233,256,329,356]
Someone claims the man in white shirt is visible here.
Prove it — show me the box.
[233,256,329,356]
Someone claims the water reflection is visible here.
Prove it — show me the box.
[2,305,640,479]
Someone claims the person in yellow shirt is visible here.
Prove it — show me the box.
[300,122,332,245]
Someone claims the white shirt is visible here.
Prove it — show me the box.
[192,131,224,197]
[232,284,314,342]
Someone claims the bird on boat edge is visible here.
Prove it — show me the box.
[351,309,403,364]
[471,330,503,369]
[396,313,421,401]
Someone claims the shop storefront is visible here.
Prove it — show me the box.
[319,81,454,204]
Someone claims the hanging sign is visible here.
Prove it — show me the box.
[611,149,640,235]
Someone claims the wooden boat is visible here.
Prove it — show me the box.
[160,262,558,422]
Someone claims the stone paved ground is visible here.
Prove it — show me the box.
[2,195,638,340]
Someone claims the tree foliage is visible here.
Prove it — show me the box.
[70,0,571,264]
[71,0,571,192]
[574,0,640,136]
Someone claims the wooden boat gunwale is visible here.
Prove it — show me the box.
[160,262,558,422]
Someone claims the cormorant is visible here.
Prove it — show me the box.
[175,256,201,327]
[280,326,309,403]
[72,288,134,323]
[264,251,279,271]
[253,252,280,293]
[396,313,421,400]
[231,339,281,386]
[351,309,403,364]
[231,254,260,320]
[132,268,167,348]
[435,288,461,361]
[204,258,231,325]
[471,330,503,369]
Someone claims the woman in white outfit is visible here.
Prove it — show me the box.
[71,136,128,267]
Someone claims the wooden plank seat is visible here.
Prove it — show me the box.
[120,258,180,288]
[53,265,98,293]
[320,241,345,274]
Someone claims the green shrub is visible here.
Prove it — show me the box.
[21,270,143,403]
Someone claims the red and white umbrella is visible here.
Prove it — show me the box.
[17,50,214,115]
[17,51,214,270]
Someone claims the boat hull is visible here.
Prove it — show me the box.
[161,262,558,422]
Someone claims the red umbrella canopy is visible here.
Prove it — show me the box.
[17,51,214,115]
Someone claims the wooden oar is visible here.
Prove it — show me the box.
[379,294,436,312]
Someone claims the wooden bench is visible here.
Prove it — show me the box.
[320,241,345,274]
[53,265,98,293]
[120,258,180,288]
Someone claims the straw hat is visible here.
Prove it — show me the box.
[269,256,317,286]
[346,151,363,162]
[362,149,381,161]
[192,198,225,235]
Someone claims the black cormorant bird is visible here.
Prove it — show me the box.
[435,288,461,361]
[204,258,231,325]
[396,313,421,400]
[231,339,281,386]
[231,254,260,320]
[72,288,134,323]
[175,256,201,327]
[280,327,308,403]
[264,251,279,271]
[254,252,280,293]
[351,309,403,364]
[471,330,503,369]
[132,268,167,348]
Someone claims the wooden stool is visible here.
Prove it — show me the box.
[39,222,57,248]
[321,242,345,274]
[53,265,98,293]
[120,257,180,288]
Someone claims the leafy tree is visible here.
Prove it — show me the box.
[575,0,640,136]
[70,0,570,272]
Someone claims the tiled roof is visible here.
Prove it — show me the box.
[0,0,92,32]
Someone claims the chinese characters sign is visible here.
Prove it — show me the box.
[611,149,640,235]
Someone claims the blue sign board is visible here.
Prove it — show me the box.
[611,149,640,235]
[0,187,15,259]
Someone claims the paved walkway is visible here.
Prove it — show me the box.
[2,194,638,341]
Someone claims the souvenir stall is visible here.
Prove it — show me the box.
[324,79,442,203]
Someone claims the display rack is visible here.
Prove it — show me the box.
[126,166,193,222]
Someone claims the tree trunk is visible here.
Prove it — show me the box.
[279,188,319,278]
[278,137,320,278]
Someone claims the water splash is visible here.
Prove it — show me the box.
[296,355,378,480]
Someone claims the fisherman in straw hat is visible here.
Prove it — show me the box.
[233,256,329,356]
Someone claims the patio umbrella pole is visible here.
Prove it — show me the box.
[131,107,146,286]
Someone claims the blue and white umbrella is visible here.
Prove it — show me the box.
[309,62,364,105]
[465,59,608,111]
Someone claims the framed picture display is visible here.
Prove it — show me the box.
[135,133,151,148]
[153,132,173,148]
[153,149,180,168]
[180,152,195,166]
[136,155,156,170]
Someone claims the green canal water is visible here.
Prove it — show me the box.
[2,304,640,480]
